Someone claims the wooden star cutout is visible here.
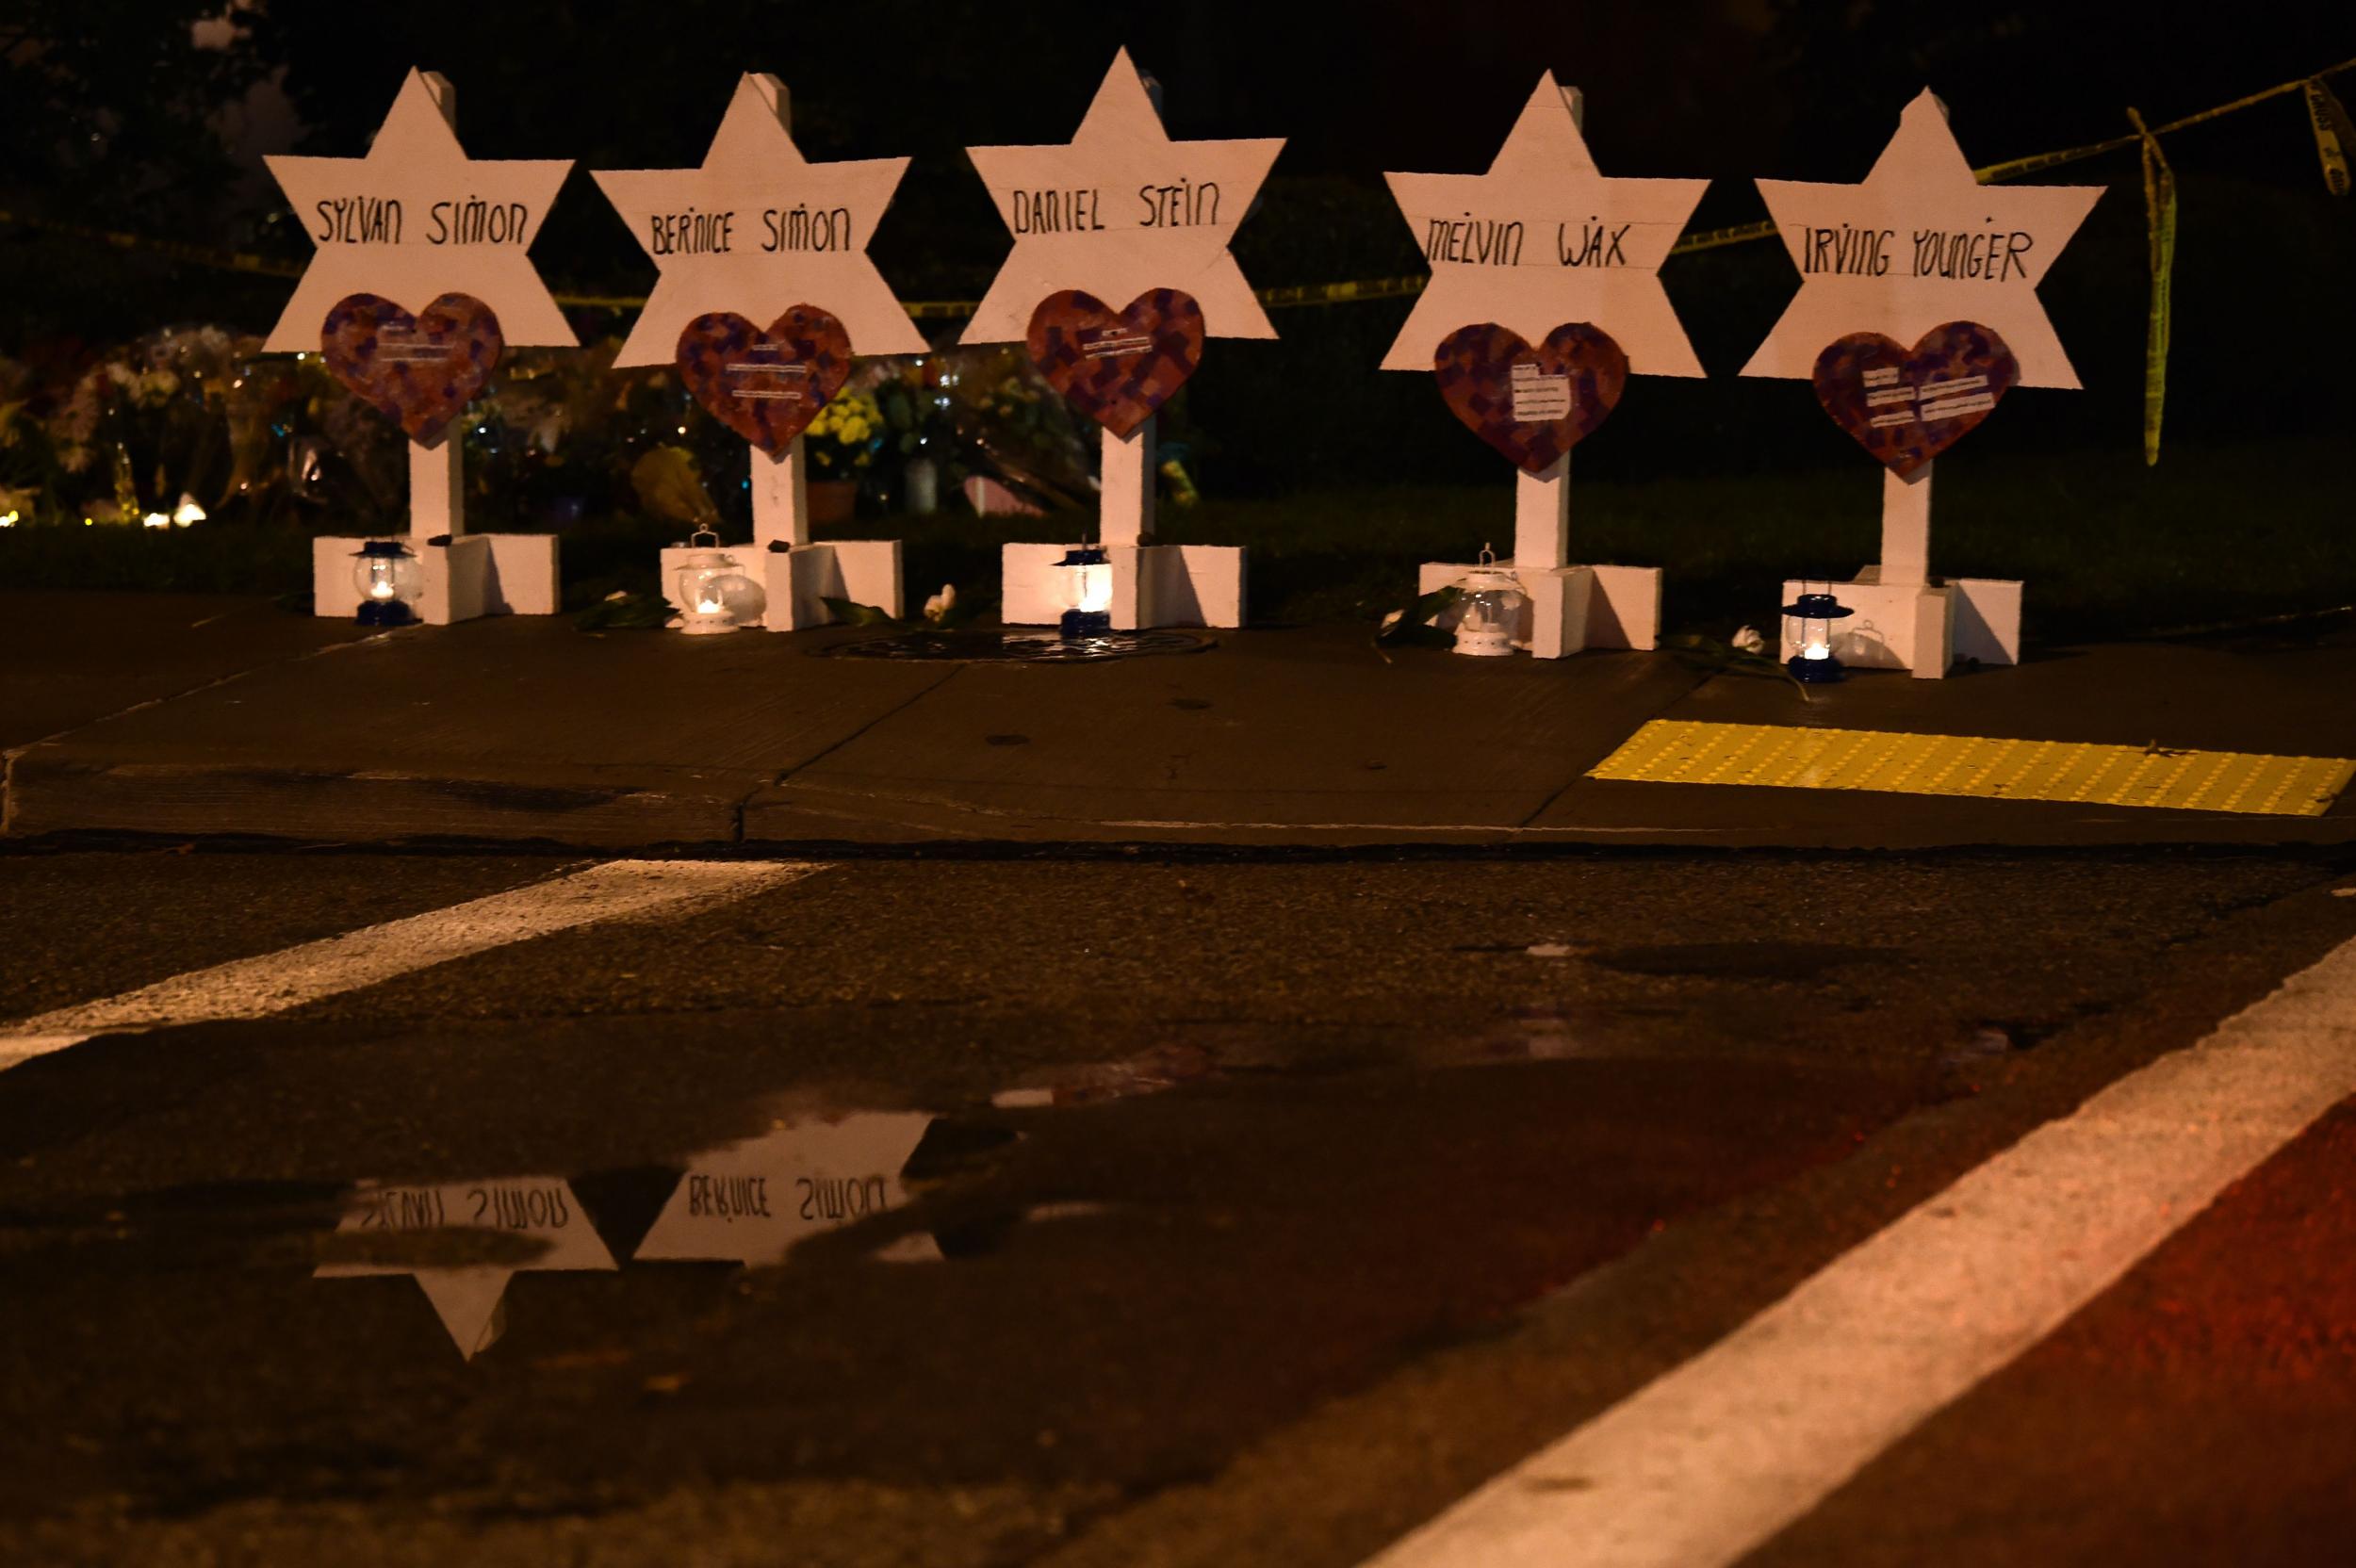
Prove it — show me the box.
[264,70,574,353]
[960,48,1284,345]
[1743,90,2104,389]
[594,74,924,367]
[1382,74,1710,375]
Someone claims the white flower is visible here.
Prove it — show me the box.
[1730,625,1765,654]
[923,583,957,623]
[1379,609,1404,631]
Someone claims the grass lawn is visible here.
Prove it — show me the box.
[5,435,2346,646]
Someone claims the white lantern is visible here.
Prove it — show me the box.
[1451,545,1527,658]
[1781,588,1854,683]
[1057,545,1113,639]
[351,540,422,627]
[673,529,758,635]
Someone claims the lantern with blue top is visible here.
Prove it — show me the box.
[1057,545,1113,640]
[351,539,422,627]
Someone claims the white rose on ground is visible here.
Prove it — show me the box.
[1730,626,1765,654]
[923,584,957,624]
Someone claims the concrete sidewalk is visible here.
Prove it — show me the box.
[7,593,2355,851]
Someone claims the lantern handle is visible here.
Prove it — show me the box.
[688,526,721,549]
[1477,541,1498,568]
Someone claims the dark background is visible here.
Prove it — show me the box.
[3,0,2352,494]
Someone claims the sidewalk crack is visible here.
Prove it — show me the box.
[744,664,965,812]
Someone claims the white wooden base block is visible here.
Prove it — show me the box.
[1416,559,1661,658]
[1950,577,2024,666]
[483,534,561,615]
[766,540,903,631]
[1777,569,2022,678]
[1001,543,1245,630]
[311,532,559,625]
[655,540,902,631]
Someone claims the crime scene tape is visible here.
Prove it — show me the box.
[1588,719,2356,818]
[2127,107,2177,466]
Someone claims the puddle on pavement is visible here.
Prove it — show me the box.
[0,1039,1931,1532]
[237,1036,1924,1363]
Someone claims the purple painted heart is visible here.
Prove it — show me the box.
[320,292,503,445]
[1811,321,2021,480]
[1026,288,1204,438]
[676,306,853,456]
[1432,323,1629,475]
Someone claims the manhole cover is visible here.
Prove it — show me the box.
[819,629,1215,662]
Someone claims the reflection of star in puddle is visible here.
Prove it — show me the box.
[634,1113,941,1268]
[314,1175,615,1360]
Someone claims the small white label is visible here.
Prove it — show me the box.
[1084,332,1153,360]
[1917,391,1997,422]
[1510,363,1573,422]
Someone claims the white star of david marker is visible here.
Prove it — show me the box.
[263,70,574,353]
[594,74,924,367]
[960,48,1284,345]
[1743,90,2104,389]
[1382,74,1710,375]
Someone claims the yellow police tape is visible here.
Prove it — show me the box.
[1588,720,2356,818]
[2128,106,2177,467]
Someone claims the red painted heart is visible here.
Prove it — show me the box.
[320,292,503,445]
[1811,321,2020,481]
[1433,322,1628,475]
[676,306,852,456]
[1026,288,1204,438]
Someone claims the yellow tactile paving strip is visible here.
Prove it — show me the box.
[1588,721,2356,817]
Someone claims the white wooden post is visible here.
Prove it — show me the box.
[1513,452,1568,570]
[1102,421,1156,548]
[1880,461,1932,586]
[1513,80,1580,576]
[744,73,813,556]
[409,421,465,536]
[1107,70,1167,557]
[402,74,465,540]
[752,440,810,548]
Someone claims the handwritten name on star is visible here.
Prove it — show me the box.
[996,172,1227,235]
[1414,214,1661,269]
[1795,220,2040,283]
[309,193,535,247]
[626,203,860,257]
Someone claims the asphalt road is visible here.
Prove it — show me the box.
[2,846,2352,1566]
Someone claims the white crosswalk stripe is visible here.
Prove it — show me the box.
[1360,926,2356,1568]
[0,858,822,1072]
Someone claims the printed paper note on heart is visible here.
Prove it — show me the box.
[1433,322,1629,475]
[320,292,503,445]
[676,306,853,457]
[1811,321,2021,481]
[1026,288,1205,439]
